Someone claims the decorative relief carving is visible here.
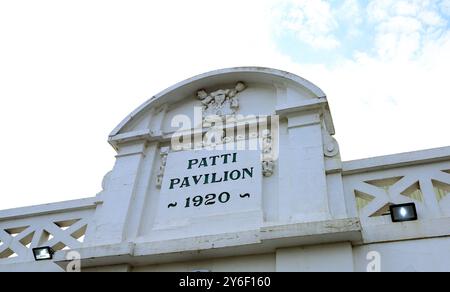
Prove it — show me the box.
[156,147,170,189]
[197,82,246,120]
[262,130,275,177]
[262,130,273,155]
[262,160,275,177]
[322,129,340,158]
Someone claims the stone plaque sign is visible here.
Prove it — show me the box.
[156,150,262,226]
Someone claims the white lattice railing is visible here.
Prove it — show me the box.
[0,198,97,264]
[343,154,450,227]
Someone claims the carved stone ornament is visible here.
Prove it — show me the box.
[197,82,246,119]
[156,147,170,188]
[262,160,275,177]
[262,130,275,177]
[322,129,340,158]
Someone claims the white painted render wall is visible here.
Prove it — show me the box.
[129,237,450,272]
[353,237,450,272]
[133,254,276,272]
[0,68,449,272]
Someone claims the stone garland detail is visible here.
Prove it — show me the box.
[262,130,275,177]
[156,147,170,189]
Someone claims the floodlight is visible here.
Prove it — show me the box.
[390,203,418,223]
[32,246,54,261]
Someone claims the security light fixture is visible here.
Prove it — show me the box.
[32,246,54,261]
[390,203,418,223]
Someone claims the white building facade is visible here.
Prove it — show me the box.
[0,67,449,272]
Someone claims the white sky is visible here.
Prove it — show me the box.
[1,0,449,210]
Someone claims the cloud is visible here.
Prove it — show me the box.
[276,0,340,49]
[276,0,449,60]
[367,0,448,60]
[271,0,450,159]
[339,0,363,23]
[290,32,450,159]
[374,16,423,60]
[441,0,450,16]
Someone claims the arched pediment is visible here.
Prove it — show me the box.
[109,67,334,149]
